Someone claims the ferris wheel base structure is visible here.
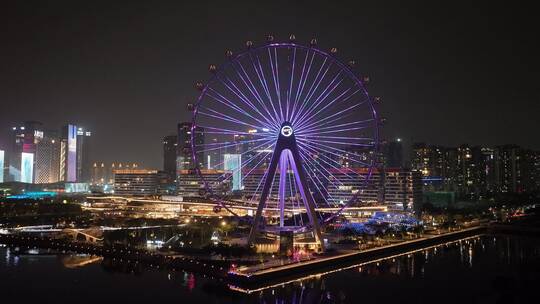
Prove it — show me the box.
[247,123,324,252]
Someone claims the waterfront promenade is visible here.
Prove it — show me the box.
[1,225,488,291]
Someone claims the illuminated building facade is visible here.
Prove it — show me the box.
[76,127,92,182]
[113,169,159,196]
[177,169,231,197]
[5,121,43,183]
[0,150,4,183]
[60,124,91,182]
[224,154,242,191]
[326,168,422,212]
[34,130,61,184]
[177,122,204,171]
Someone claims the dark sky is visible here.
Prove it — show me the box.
[1,1,538,168]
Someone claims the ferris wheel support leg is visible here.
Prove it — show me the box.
[248,147,280,246]
[278,152,288,228]
[287,149,325,252]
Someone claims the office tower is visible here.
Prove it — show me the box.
[383,138,404,168]
[0,149,4,183]
[76,127,92,182]
[59,124,91,182]
[6,121,43,182]
[60,124,78,182]
[177,122,204,171]
[163,135,177,178]
[34,130,61,183]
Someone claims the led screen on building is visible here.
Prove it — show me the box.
[65,182,89,193]
[0,150,4,183]
[67,124,77,182]
[224,154,242,191]
[21,152,34,183]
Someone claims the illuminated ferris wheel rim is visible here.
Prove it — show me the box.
[191,39,380,224]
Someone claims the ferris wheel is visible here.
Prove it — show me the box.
[191,35,380,249]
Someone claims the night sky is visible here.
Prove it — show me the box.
[1,1,538,169]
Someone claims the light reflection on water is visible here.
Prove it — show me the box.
[1,235,539,303]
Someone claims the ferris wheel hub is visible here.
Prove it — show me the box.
[280,123,294,137]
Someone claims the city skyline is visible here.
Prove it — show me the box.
[1,1,538,169]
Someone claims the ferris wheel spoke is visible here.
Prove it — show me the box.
[241,153,273,183]
[198,107,267,130]
[251,52,282,125]
[298,142,356,181]
[206,91,274,130]
[285,47,297,121]
[218,149,272,182]
[290,57,332,124]
[296,119,373,136]
[293,69,346,126]
[306,138,374,147]
[298,152,338,208]
[231,60,279,127]
[267,47,284,123]
[214,71,278,127]
[295,87,362,131]
[298,134,373,142]
[298,140,372,168]
[247,167,270,205]
[195,137,271,154]
[290,49,316,121]
[296,102,372,134]
[206,85,276,128]
[205,139,275,170]
[247,52,274,110]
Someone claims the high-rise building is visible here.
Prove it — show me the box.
[494,145,524,193]
[6,121,43,182]
[383,138,404,168]
[176,122,204,171]
[60,124,91,182]
[411,143,445,178]
[76,127,92,182]
[0,149,4,183]
[163,135,177,178]
[34,130,61,183]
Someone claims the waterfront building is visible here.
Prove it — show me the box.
[326,167,422,212]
